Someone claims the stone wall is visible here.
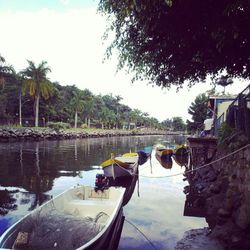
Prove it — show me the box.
[185,140,250,249]
[208,145,250,249]
[0,127,165,142]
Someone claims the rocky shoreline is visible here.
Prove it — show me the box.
[0,127,165,142]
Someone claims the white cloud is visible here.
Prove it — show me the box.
[59,0,70,5]
[0,8,248,122]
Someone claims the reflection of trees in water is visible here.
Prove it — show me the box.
[0,189,18,216]
[165,134,187,146]
[0,136,163,210]
[22,175,53,211]
[1,136,162,181]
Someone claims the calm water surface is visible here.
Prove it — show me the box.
[0,135,207,249]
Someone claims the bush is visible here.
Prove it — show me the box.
[80,124,88,129]
[217,123,234,146]
[131,129,138,135]
[217,122,249,151]
[47,122,71,131]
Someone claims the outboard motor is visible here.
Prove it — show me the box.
[95,174,109,191]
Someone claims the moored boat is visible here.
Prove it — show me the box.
[0,185,125,250]
[137,146,152,165]
[101,153,139,180]
[155,144,174,158]
[174,145,188,156]
[155,154,173,169]
[173,145,188,167]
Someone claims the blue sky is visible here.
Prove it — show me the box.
[0,0,97,11]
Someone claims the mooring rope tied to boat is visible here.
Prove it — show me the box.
[138,143,250,179]
[125,219,158,250]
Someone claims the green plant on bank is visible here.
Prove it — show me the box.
[217,122,249,151]
[47,122,71,131]
[80,123,88,129]
[131,129,139,135]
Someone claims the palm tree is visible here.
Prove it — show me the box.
[22,61,54,127]
[215,75,233,94]
[0,54,6,88]
[98,106,110,129]
[0,54,12,89]
[8,67,25,126]
[70,90,85,128]
[84,98,95,127]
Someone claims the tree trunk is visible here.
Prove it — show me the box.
[35,95,40,127]
[19,91,22,126]
[74,111,78,128]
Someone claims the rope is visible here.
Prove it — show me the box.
[138,143,250,179]
[125,219,158,250]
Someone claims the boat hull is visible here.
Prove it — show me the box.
[102,154,139,180]
[0,186,125,250]
[155,148,173,158]
[103,162,138,179]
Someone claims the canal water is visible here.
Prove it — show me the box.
[0,135,207,249]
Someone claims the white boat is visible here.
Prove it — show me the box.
[101,153,139,179]
[0,185,125,250]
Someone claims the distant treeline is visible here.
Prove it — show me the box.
[0,56,187,131]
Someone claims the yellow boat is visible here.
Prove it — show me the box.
[101,153,139,180]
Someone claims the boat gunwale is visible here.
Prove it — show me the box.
[0,186,126,250]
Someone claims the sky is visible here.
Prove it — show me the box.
[0,0,249,122]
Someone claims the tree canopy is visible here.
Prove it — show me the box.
[98,0,250,88]
[0,56,168,129]
[22,61,54,127]
[186,93,208,133]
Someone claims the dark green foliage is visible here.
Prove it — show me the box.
[0,54,13,87]
[217,122,235,146]
[186,93,208,133]
[98,0,250,88]
[47,122,71,131]
[217,122,249,151]
[161,118,173,129]
[0,55,170,130]
[162,117,186,131]
[172,117,186,131]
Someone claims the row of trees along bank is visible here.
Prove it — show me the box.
[0,57,187,131]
